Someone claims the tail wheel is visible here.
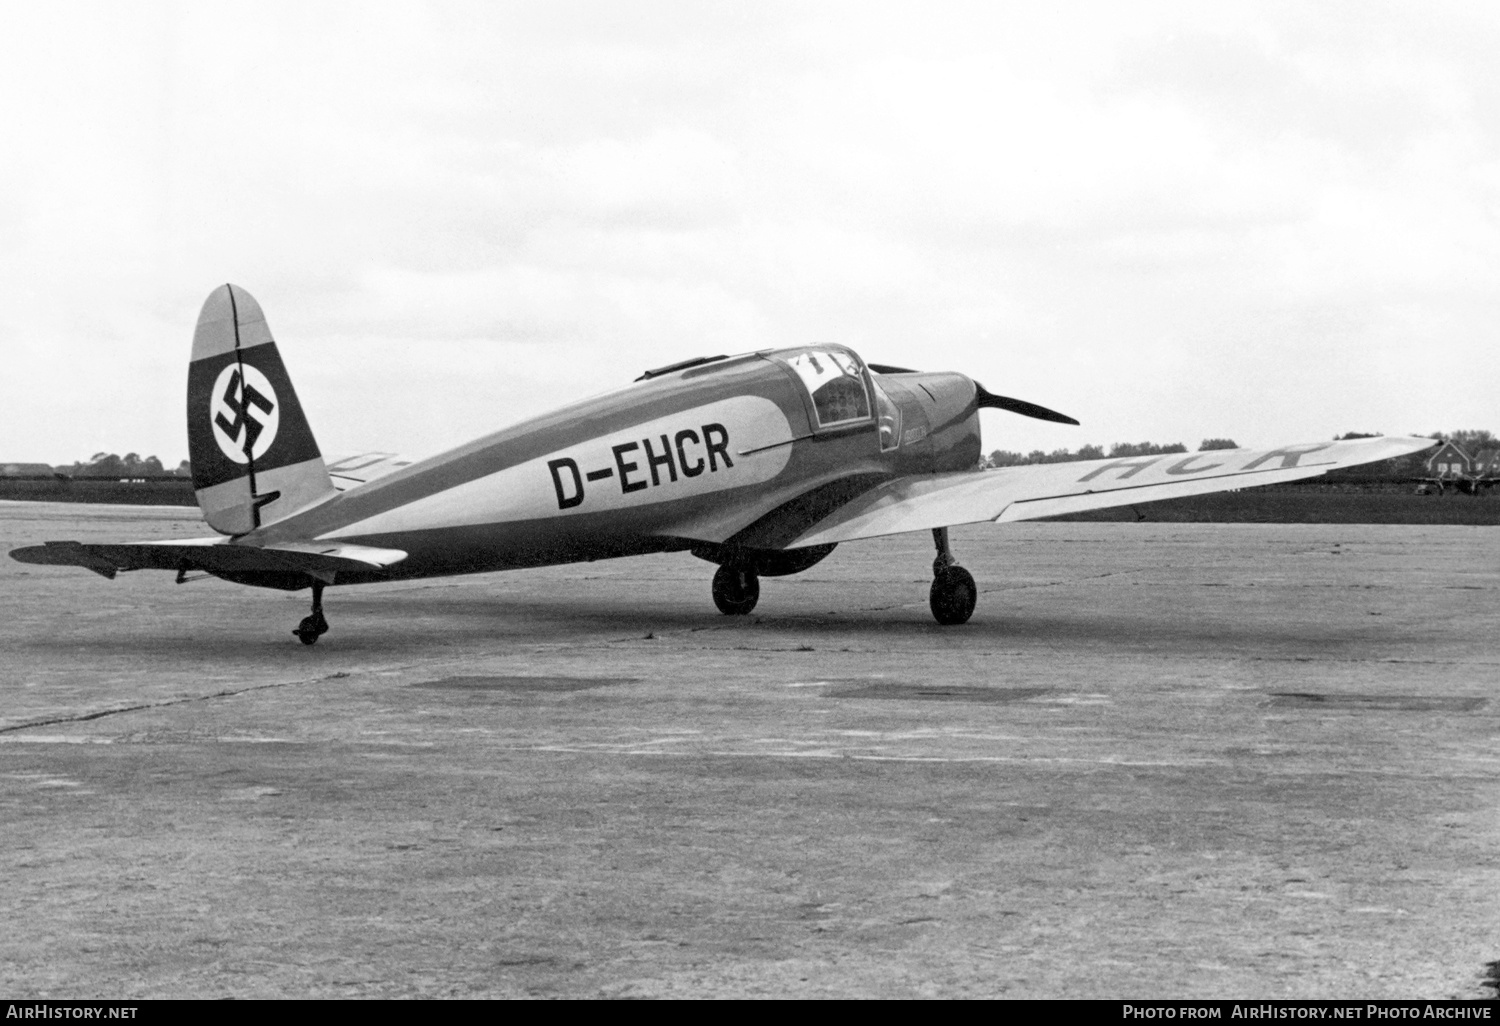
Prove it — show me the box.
[929,566,977,625]
[293,582,329,645]
[712,564,760,615]
[293,613,328,645]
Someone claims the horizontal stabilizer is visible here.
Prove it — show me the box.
[323,452,415,489]
[10,538,406,580]
[789,435,1438,546]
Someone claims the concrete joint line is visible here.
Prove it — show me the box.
[0,670,358,735]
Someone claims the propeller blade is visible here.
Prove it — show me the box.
[974,382,1079,425]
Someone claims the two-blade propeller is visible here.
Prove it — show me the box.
[972,382,1079,425]
[866,364,1079,426]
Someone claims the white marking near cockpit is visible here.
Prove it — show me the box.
[327,395,795,536]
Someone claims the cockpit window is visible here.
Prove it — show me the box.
[780,348,871,428]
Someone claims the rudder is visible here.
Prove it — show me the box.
[187,284,336,535]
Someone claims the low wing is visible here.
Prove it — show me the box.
[790,436,1436,547]
[11,537,407,580]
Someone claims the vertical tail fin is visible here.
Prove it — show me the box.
[186,284,336,535]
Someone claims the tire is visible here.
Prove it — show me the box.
[712,564,760,615]
[929,566,977,625]
[294,614,324,645]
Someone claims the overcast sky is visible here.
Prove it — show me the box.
[2,1,1496,466]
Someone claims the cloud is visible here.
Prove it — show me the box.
[1,2,1496,463]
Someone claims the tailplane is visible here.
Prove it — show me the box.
[187,284,336,535]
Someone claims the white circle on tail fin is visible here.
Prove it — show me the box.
[210,362,280,464]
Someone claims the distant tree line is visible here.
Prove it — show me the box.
[1435,429,1498,455]
[985,439,1226,468]
[64,453,192,478]
[1335,428,1497,454]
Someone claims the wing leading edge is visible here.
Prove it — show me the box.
[788,436,1437,547]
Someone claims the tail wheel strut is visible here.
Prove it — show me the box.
[293,579,331,645]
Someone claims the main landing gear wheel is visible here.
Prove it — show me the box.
[293,580,331,645]
[928,526,977,626]
[712,564,760,615]
[929,566,977,625]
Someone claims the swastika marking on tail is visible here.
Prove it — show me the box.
[210,363,281,464]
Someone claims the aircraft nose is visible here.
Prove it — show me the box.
[906,372,979,428]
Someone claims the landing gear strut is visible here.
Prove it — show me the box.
[928,527,976,625]
[712,563,760,615]
[293,579,330,645]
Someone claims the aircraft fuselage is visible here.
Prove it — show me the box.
[236,348,983,587]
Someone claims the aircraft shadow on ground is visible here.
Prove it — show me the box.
[8,585,1403,661]
[323,590,1390,658]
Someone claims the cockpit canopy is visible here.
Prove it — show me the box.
[777,347,869,427]
[771,346,901,452]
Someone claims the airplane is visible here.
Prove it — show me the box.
[11,284,1436,644]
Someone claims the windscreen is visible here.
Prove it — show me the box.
[779,348,871,428]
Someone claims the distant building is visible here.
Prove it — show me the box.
[1426,441,1474,480]
[1418,441,1498,494]
[0,463,56,476]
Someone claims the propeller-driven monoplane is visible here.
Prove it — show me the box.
[12,284,1435,643]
